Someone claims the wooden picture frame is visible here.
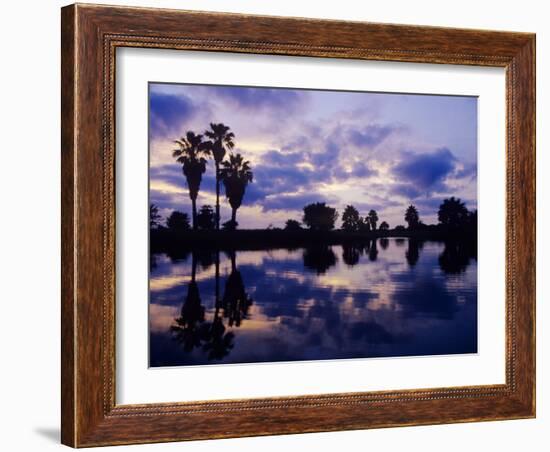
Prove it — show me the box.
[61,3,535,447]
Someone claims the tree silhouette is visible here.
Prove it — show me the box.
[379,221,389,231]
[150,204,161,229]
[342,205,361,231]
[368,209,379,230]
[405,205,420,230]
[166,210,190,231]
[219,153,253,229]
[172,131,210,230]
[197,205,215,230]
[302,202,338,231]
[284,219,302,231]
[438,197,469,230]
[204,123,235,230]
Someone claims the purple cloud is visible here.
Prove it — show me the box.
[348,124,398,148]
[149,92,196,139]
[393,148,457,191]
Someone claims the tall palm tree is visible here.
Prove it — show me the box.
[172,131,210,230]
[219,154,253,229]
[204,123,235,230]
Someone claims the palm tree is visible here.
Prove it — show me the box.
[219,154,253,229]
[172,131,210,230]
[204,123,235,230]
[438,197,469,230]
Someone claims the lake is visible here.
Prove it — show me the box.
[149,238,477,367]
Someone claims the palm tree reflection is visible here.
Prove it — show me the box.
[171,254,205,352]
[405,239,423,267]
[222,251,253,327]
[368,239,378,262]
[171,249,252,361]
[438,240,475,274]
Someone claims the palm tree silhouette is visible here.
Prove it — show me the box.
[438,197,469,230]
[204,123,235,230]
[219,154,253,229]
[172,131,210,230]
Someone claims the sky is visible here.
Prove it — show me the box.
[149,82,477,229]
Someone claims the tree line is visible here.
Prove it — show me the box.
[281,196,476,233]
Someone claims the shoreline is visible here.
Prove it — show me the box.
[151,227,477,252]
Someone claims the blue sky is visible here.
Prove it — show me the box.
[149,83,477,228]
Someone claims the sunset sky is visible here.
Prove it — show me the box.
[149,83,477,229]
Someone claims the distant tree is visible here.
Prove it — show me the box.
[368,209,379,230]
[284,219,303,231]
[302,202,339,231]
[379,221,389,231]
[197,205,215,230]
[404,205,420,230]
[341,205,361,231]
[150,204,161,229]
[204,123,235,230]
[358,217,371,232]
[166,211,190,231]
[222,219,238,231]
[438,197,469,230]
[173,131,210,229]
[220,153,253,228]
[394,225,406,232]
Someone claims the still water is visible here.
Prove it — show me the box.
[149,238,477,367]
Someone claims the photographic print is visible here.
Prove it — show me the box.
[148,83,478,367]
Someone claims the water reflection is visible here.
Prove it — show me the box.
[150,238,477,367]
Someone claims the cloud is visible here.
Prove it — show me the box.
[392,147,457,192]
[262,193,338,212]
[149,92,197,139]
[210,86,307,112]
[390,183,423,199]
[348,124,398,148]
[454,161,477,180]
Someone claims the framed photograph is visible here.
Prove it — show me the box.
[61,4,536,447]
